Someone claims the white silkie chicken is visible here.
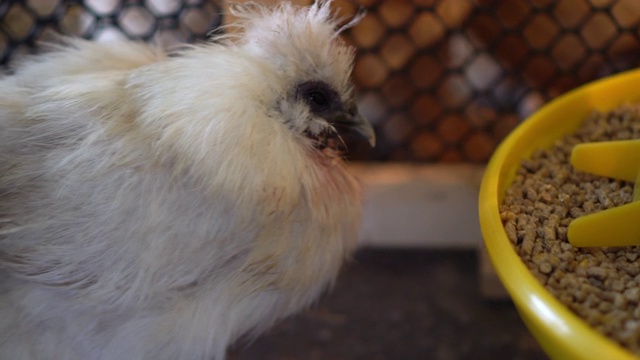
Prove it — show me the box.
[0,1,374,359]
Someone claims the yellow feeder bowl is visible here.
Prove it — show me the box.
[479,68,640,360]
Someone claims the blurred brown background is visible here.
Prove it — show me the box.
[2,0,639,164]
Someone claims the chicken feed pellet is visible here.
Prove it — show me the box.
[500,103,640,355]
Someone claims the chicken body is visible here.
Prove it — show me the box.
[0,2,372,359]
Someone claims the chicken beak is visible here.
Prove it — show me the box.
[332,103,376,147]
[349,112,376,147]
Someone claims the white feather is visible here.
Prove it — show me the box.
[0,1,366,359]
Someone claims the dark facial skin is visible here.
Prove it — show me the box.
[296,80,375,148]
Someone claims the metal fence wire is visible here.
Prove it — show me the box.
[1,0,640,163]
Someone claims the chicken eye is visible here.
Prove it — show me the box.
[306,90,329,112]
[296,81,338,115]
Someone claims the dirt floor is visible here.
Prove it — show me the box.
[228,249,548,360]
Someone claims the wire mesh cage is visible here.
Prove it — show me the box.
[1,0,639,163]
[0,0,224,56]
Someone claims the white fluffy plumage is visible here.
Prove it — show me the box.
[0,2,374,359]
